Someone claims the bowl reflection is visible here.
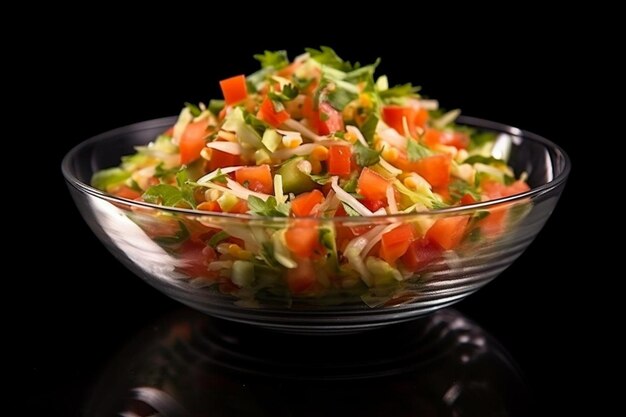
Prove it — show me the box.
[85,309,532,416]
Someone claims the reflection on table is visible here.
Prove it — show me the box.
[85,309,532,416]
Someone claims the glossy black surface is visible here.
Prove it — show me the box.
[31,30,592,416]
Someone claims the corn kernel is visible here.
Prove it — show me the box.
[218,130,236,142]
[297,159,312,175]
[403,176,417,189]
[311,145,329,161]
[342,105,356,121]
[227,244,241,257]
[382,146,399,162]
[216,243,231,255]
[200,147,212,161]
[310,157,322,174]
[359,93,372,108]
[205,189,220,202]
[344,131,358,143]
[282,135,302,148]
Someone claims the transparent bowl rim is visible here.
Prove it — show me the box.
[61,115,571,223]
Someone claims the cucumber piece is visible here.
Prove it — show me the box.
[277,157,317,194]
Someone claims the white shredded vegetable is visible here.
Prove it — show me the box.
[346,125,369,147]
[378,127,407,150]
[330,177,374,216]
[378,158,403,176]
[360,223,403,260]
[225,178,272,201]
[197,166,240,184]
[272,143,318,159]
[282,119,326,142]
[206,141,243,155]
[386,186,398,214]
[274,174,286,204]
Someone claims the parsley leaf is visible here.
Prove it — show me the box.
[360,113,379,145]
[211,168,228,184]
[308,173,333,185]
[247,195,290,217]
[208,231,230,248]
[184,102,202,117]
[154,163,179,179]
[353,141,381,167]
[462,155,506,166]
[469,131,496,151]
[143,168,197,208]
[406,139,432,161]
[208,99,225,116]
[341,176,358,193]
[341,203,361,216]
[449,179,481,202]
[268,84,299,102]
[379,83,421,99]
[306,46,354,71]
[154,221,189,246]
[143,184,191,207]
[254,50,289,70]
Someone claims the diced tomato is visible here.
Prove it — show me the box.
[318,102,344,134]
[414,107,429,128]
[113,185,142,200]
[423,129,442,147]
[197,201,222,212]
[413,154,451,188]
[423,128,469,149]
[257,97,290,127]
[219,74,248,105]
[480,206,508,236]
[482,180,530,200]
[235,165,273,194]
[361,199,386,212]
[383,105,416,136]
[401,238,442,272]
[357,167,390,202]
[291,189,325,217]
[460,193,477,205]
[479,180,530,236]
[328,145,352,176]
[180,119,209,165]
[177,241,216,278]
[285,219,322,258]
[426,216,470,250]
[286,258,317,294]
[380,224,415,264]
[208,148,241,171]
[228,199,248,214]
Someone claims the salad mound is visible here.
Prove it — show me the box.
[92,47,530,306]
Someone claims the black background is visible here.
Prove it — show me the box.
[29,24,592,416]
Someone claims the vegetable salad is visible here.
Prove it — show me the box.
[92,47,530,306]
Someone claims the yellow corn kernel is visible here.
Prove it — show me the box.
[359,93,373,108]
[342,104,356,121]
[310,157,322,174]
[403,176,418,189]
[200,147,212,161]
[216,243,231,255]
[311,145,329,161]
[205,189,220,202]
[282,135,303,148]
[344,131,358,143]
[227,244,241,257]
[382,146,399,162]
[218,130,236,142]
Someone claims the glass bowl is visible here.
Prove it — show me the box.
[62,116,570,332]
